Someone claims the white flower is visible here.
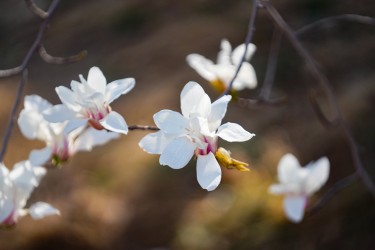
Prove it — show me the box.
[269,153,330,223]
[18,95,120,166]
[0,161,59,227]
[139,81,255,191]
[186,39,257,92]
[44,66,135,134]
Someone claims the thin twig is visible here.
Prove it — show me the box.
[309,91,339,128]
[309,173,358,215]
[296,14,375,36]
[0,0,60,162]
[25,0,48,19]
[261,0,375,197]
[237,96,286,108]
[221,0,259,97]
[0,67,22,78]
[39,44,87,64]
[128,125,159,131]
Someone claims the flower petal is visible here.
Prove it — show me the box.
[99,111,128,134]
[106,78,135,104]
[268,184,288,195]
[208,95,232,130]
[139,131,174,155]
[231,43,256,66]
[29,147,52,166]
[86,66,107,94]
[186,54,216,81]
[43,104,78,123]
[18,109,43,140]
[217,122,255,142]
[277,154,302,184]
[217,39,232,65]
[74,128,120,152]
[196,152,222,191]
[180,81,211,118]
[305,157,330,195]
[159,137,195,169]
[232,62,257,90]
[283,195,307,223]
[24,95,52,112]
[28,202,60,220]
[55,86,80,112]
[153,110,188,135]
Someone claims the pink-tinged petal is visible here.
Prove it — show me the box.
[28,202,60,220]
[99,111,128,134]
[208,95,232,130]
[55,86,80,112]
[277,154,302,185]
[159,137,195,169]
[196,152,222,191]
[153,110,188,135]
[87,66,107,94]
[43,104,78,123]
[29,147,52,166]
[305,157,330,195]
[186,54,216,82]
[232,62,257,90]
[180,81,211,118]
[231,43,256,66]
[283,195,307,223]
[74,128,120,152]
[24,95,52,112]
[217,39,232,65]
[106,78,135,104]
[139,131,174,155]
[217,122,255,142]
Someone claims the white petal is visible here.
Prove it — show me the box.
[232,62,257,90]
[139,131,174,154]
[159,137,195,169]
[196,152,222,191]
[186,54,216,81]
[87,66,107,94]
[277,154,302,184]
[268,184,288,195]
[217,39,232,65]
[305,157,330,195]
[0,165,14,223]
[153,110,188,135]
[283,195,307,223]
[208,95,232,130]
[29,147,52,166]
[63,119,88,135]
[216,122,254,142]
[180,81,211,118]
[99,111,128,134]
[55,86,80,112]
[106,78,135,104]
[231,43,256,66]
[43,104,78,123]
[18,109,44,140]
[24,95,52,112]
[74,128,120,152]
[28,202,60,220]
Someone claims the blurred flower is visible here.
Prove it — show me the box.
[186,39,257,93]
[0,161,59,227]
[44,66,135,134]
[269,153,330,223]
[18,95,119,166]
[139,81,254,191]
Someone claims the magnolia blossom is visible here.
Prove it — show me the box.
[269,153,330,223]
[18,95,119,166]
[139,81,254,191]
[186,39,257,92]
[0,161,59,227]
[44,66,135,134]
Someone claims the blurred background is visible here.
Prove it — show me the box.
[0,0,374,249]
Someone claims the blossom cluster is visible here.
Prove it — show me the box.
[0,39,331,227]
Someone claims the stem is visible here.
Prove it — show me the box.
[128,125,159,131]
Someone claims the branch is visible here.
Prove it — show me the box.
[221,0,260,96]
[39,44,87,64]
[128,125,159,131]
[0,67,22,78]
[237,96,286,108]
[309,91,339,128]
[25,0,48,19]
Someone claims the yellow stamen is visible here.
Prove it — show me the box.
[215,147,250,172]
[209,79,227,93]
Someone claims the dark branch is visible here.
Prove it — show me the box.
[128,125,159,131]
[39,44,87,64]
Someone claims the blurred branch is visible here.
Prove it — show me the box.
[0,0,60,162]
[296,14,375,36]
[222,0,259,97]
[25,0,48,19]
[128,125,159,131]
[261,0,375,198]
[0,67,22,78]
[39,44,87,64]
[309,173,358,215]
[309,91,339,128]
[237,96,286,108]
